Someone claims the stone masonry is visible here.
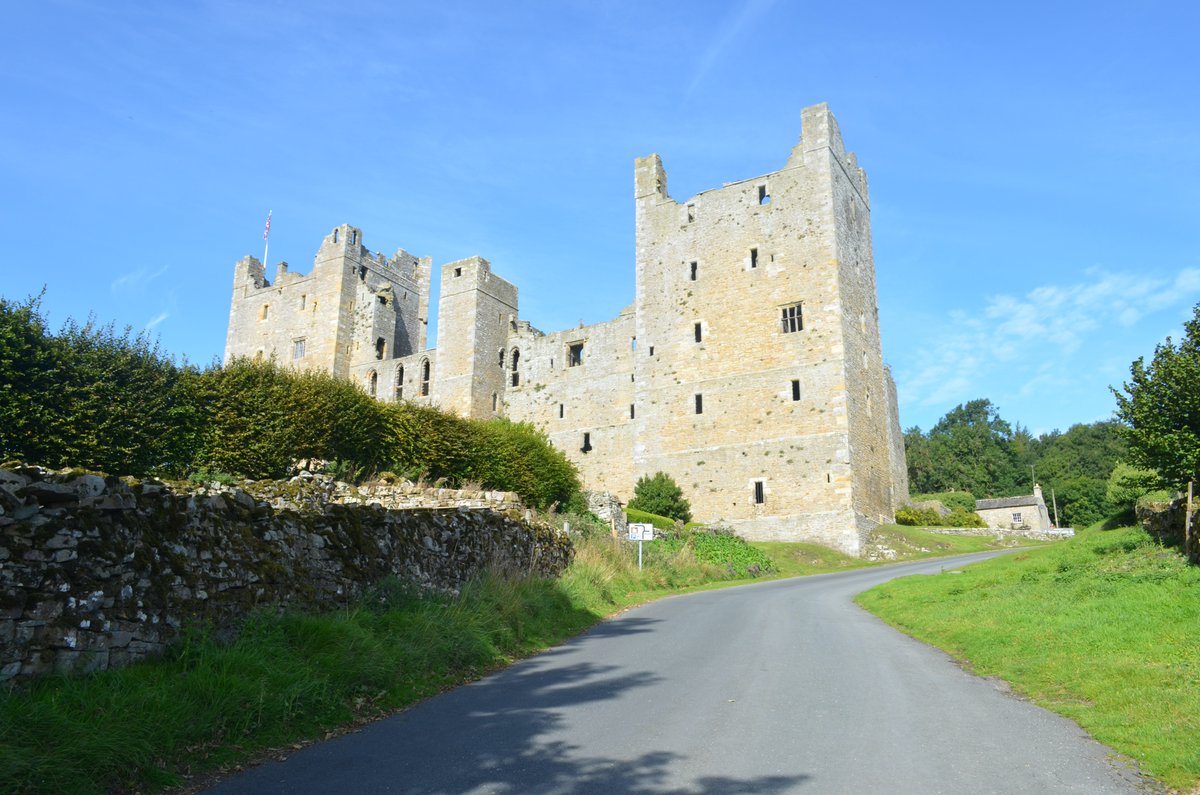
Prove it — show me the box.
[225,104,909,554]
[0,465,571,682]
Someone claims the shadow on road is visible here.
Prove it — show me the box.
[208,615,810,793]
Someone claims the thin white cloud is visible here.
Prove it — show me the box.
[898,265,1200,417]
[685,0,779,98]
[111,265,169,295]
[145,311,168,330]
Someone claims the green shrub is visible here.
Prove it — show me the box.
[628,472,691,523]
[625,507,677,531]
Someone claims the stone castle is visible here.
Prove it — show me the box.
[225,104,909,554]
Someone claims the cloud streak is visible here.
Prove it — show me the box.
[897,266,1200,426]
[111,265,169,295]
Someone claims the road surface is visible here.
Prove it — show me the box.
[205,551,1146,794]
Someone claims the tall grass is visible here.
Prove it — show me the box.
[856,522,1200,790]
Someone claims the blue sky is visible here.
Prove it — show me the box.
[3,0,1197,435]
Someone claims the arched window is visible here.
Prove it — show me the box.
[333,228,339,243]
[510,348,520,387]
[368,370,378,397]
[395,365,404,400]
[420,359,431,396]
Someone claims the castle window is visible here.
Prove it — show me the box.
[299,294,306,311]
[499,349,506,368]
[568,342,584,367]
[511,348,520,386]
[378,295,387,306]
[1012,512,1023,524]
[758,185,770,205]
[350,230,357,245]
[694,322,702,343]
[454,267,462,277]
[260,304,269,320]
[694,394,703,414]
[375,337,386,360]
[791,380,801,401]
[368,371,378,397]
[781,303,803,333]
[358,266,367,281]
[581,432,592,454]
[753,481,765,504]
[395,365,404,400]
[632,337,637,351]
[293,338,305,360]
[333,229,339,243]
[648,346,654,356]
[690,261,697,281]
[863,351,869,370]
[420,359,430,396]
[687,204,695,223]
[559,403,564,418]
[630,404,635,419]
[492,392,498,412]
[750,248,759,269]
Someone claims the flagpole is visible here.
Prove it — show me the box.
[263,210,272,268]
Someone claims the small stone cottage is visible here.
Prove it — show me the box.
[975,484,1052,532]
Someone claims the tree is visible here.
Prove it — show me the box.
[1113,303,1200,486]
[628,471,691,523]
[907,399,1024,497]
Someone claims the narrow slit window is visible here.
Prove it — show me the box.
[694,322,702,343]
[350,230,357,245]
[368,371,378,397]
[581,432,592,453]
[299,294,306,311]
[511,349,520,386]
[687,204,695,223]
[559,403,564,418]
[689,261,698,281]
[260,304,269,320]
[750,248,758,269]
[632,337,637,351]
[781,303,803,333]
[499,349,506,368]
[791,380,801,401]
[694,394,703,414]
[492,392,498,411]
[648,346,654,356]
[754,481,765,504]
[630,404,635,419]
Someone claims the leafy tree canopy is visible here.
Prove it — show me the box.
[1113,302,1200,486]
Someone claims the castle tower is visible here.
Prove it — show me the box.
[630,103,903,553]
[224,224,431,380]
[431,257,518,418]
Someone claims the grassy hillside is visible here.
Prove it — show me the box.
[856,522,1200,790]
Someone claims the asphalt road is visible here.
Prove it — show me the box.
[204,551,1146,794]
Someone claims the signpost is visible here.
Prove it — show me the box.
[627,522,654,570]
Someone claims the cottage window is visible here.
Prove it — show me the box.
[1012,512,1023,524]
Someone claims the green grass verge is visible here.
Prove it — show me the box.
[855,522,1200,790]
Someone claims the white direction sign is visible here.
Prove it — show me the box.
[627,523,654,541]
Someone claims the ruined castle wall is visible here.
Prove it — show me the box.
[224,226,430,380]
[505,308,637,496]
[432,258,518,419]
[631,106,871,553]
[814,109,899,547]
[885,368,910,508]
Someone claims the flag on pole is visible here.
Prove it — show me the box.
[263,210,272,241]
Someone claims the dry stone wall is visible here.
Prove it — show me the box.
[0,465,571,683]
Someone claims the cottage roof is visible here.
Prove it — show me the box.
[975,495,1040,510]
